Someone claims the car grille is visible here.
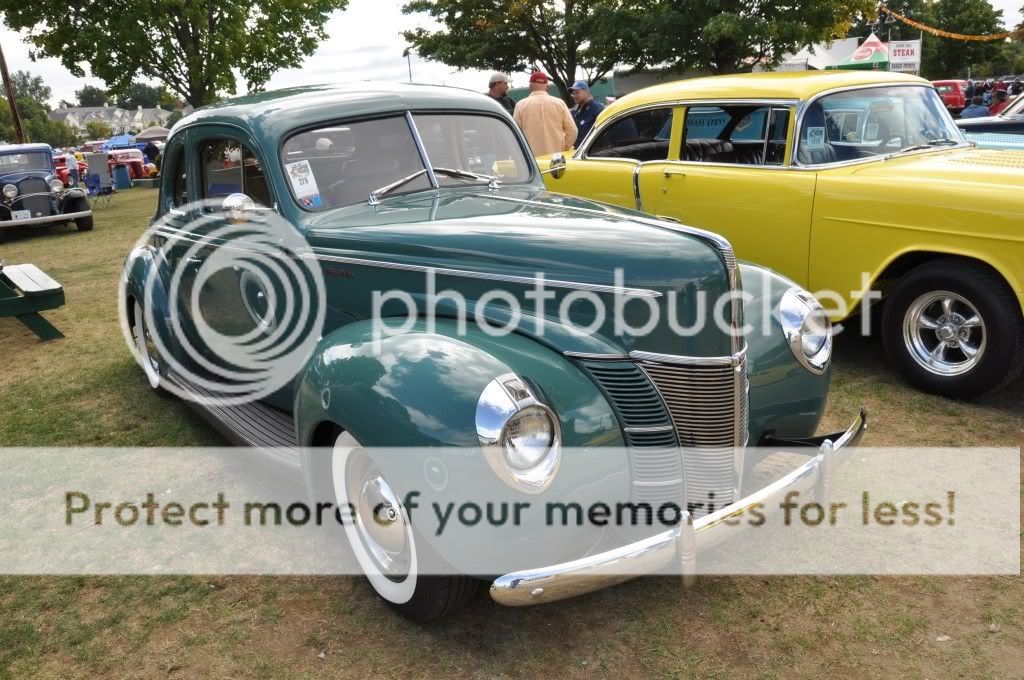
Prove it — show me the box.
[578,354,748,517]
[13,178,53,217]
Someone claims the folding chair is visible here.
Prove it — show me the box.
[84,153,115,209]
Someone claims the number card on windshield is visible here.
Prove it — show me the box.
[285,160,323,209]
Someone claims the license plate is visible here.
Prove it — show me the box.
[12,210,31,221]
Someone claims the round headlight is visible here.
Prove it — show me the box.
[780,288,833,374]
[49,178,65,193]
[502,405,555,470]
[2,184,16,199]
[477,374,561,493]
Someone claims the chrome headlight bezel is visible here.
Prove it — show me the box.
[780,287,833,374]
[49,178,65,194]
[476,373,562,494]
[2,184,17,200]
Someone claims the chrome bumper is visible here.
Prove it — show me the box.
[490,410,868,606]
[0,209,92,228]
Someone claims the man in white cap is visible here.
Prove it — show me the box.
[513,71,577,156]
[486,72,516,116]
[569,79,604,143]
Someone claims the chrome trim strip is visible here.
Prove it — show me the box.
[303,249,663,298]
[489,410,867,606]
[629,346,747,368]
[405,111,439,189]
[0,209,91,227]
[632,165,643,211]
[623,425,675,434]
[563,351,631,360]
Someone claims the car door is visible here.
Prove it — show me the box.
[646,103,816,286]
[544,106,679,211]
[176,126,299,409]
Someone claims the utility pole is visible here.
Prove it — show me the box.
[0,38,25,143]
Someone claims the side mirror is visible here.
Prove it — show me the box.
[222,193,259,223]
[542,152,567,179]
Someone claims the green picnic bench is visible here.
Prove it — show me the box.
[0,263,65,340]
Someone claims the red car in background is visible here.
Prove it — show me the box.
[52,154,88,186]
[932,79,968,117]
[107,148,149,179]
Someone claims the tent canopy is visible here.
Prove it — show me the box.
[827,33,889,71]
[136,126,170,141]
[101,134,135,151]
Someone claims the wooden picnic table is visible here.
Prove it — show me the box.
[0,263,65,340]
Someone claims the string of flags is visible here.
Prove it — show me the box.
[881,7,1024,42]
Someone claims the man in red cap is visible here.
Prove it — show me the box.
[513,71,577,156]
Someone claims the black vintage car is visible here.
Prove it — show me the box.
[0,143,93,232]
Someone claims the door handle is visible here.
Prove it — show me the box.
[186,256,204,265]
[663,169,687,178]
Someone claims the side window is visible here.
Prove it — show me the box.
[682,104,789,166]
[173,160,187,206]
[159,139,188,209]
[201,139,272,207]
[586,108,673,161]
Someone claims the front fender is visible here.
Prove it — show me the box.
[294,318,630,571]
[122,244,178,361]
[741,263,831,441]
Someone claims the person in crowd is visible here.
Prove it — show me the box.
[143,141,160,163]
[990,89,1011,115]
[513,71,577,156]
[1012,77,1024,97]
[486,73,516,116]
[569,79,604,143]
[965,79,976,99]
[960,95,992,119]
[983,80,993,105]
[993,78,1009,95]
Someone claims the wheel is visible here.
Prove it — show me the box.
[332,432,478,621]
[881,259,1024,398]
[131,299,171,398]
[75,214,94,231]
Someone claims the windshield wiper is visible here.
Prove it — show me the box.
[369,166,500,205]
[896,138,960,154]
[432,166,500,188]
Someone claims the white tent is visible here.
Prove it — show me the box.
[755,38,859,72]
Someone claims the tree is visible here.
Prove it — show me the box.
[0,0,350,107]
[402,0,629,100]
[918,0,1005,79]
[84,119,112,139]
[613,0,876,75]
[0,99,77,146]
[113,82,164,109]
[166,110,185,127]
[11,70,52,108]
[76,85,109,107]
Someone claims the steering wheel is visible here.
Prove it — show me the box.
[323,179,347,202]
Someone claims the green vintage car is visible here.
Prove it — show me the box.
[121,83,866,620]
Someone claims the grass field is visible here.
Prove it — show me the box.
[0,189,1021,679]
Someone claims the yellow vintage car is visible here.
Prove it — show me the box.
[540,70,1024,398]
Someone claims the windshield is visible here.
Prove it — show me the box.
[0,151,51,173]
[797,86,963,164]
[281,113,532,210]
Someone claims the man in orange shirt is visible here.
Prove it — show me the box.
[513,71,577,156]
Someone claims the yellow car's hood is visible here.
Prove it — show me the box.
[849,147,1024,189]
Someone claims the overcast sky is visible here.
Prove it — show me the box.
[3,0,1023,108]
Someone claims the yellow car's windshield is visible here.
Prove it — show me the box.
[797,86,963,164]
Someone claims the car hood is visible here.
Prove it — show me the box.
[848,147,1024,189]
[300,187,737,357]
[0,169,55,184]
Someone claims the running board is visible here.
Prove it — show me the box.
[166,372,301,470]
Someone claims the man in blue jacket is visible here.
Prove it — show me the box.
[960,95,992,119]
[570,80,604,143]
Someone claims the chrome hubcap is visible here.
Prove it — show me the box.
[348,464,411,582]
[903,291,985,377]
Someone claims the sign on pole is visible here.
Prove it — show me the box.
[888,40,922,75]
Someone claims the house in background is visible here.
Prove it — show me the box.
[48,105,175,134]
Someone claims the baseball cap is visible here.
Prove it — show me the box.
[488,72,510,86]
[529,71,549,84]
[569,80,590,92]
